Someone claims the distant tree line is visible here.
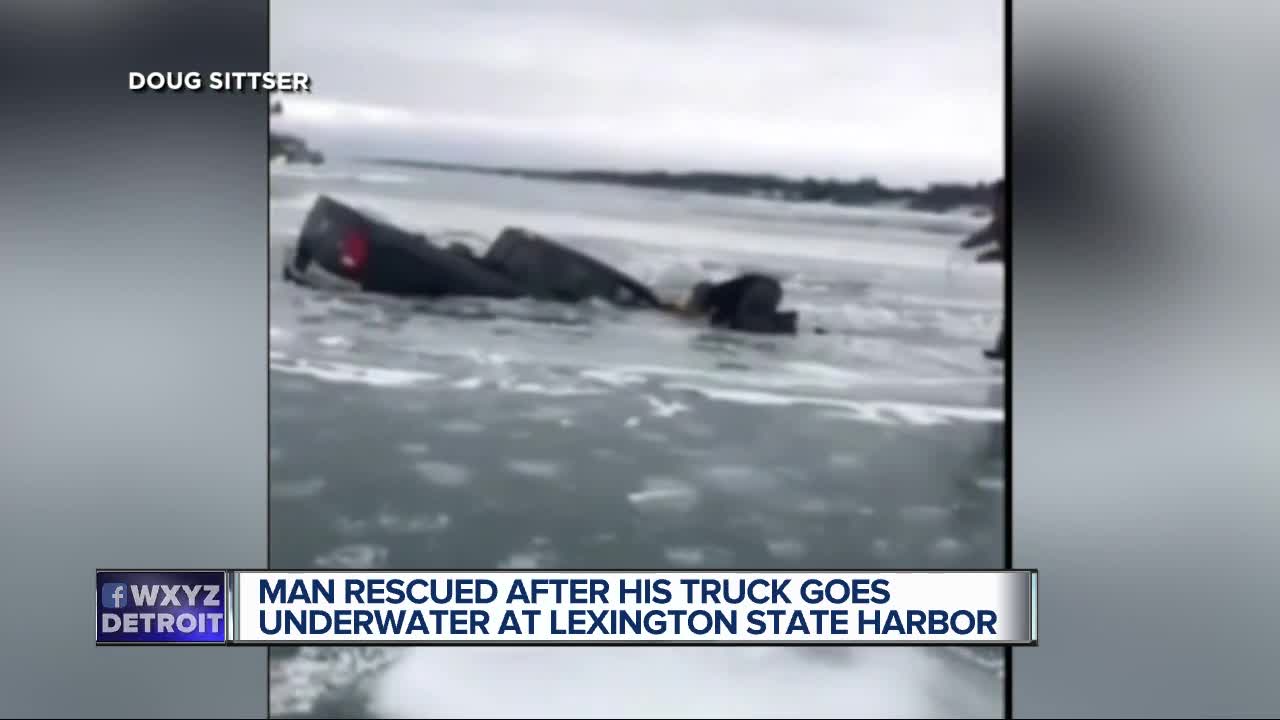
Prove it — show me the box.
[370,158,998,213]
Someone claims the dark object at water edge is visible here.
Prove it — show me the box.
[284,195,798,335]
[270,131,324,165]
[285,195,661,306]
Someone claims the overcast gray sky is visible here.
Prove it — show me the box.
[271,0,1004,187]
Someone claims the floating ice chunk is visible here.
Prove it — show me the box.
[398,442,430,456]
[899,505,951,525]
[929,537,969,561]
[414,461,471,488]
[377,512,451,535]
[315,544,388,569]
[765,538,808,560]
[974,475,1003,492]
[507,460,562,480]
[664,546,733,568]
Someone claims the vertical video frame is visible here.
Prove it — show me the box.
[267,1,1008,717]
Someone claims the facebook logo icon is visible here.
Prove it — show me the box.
[101,582,128,609]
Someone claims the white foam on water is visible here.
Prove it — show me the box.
[583,362,1001,403]
[627,476,699,514]
[397,442,430,456]
[471,350,513,366]
[355,171,414,185]
[665,382,1003,426]
[782,363,1002,390]
[580,367,650,387]
[499,379,607,398]
[367,645,1001,719]
[271,356,441,388]
[317,334,353,349]
[778,361,873,384]
[816,407,894,426]
[645,394,690,418]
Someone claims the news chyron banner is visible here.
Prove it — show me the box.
[97,570,1037,646]
[97,571,229,644]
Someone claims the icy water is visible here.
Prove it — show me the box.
[267,160,1007,718]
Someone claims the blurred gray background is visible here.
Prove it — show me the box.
[2,0,1279,718]
[1012,1,1280,717]
[0,1,268,718]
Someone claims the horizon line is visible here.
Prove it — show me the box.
[348,152,1003,194]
